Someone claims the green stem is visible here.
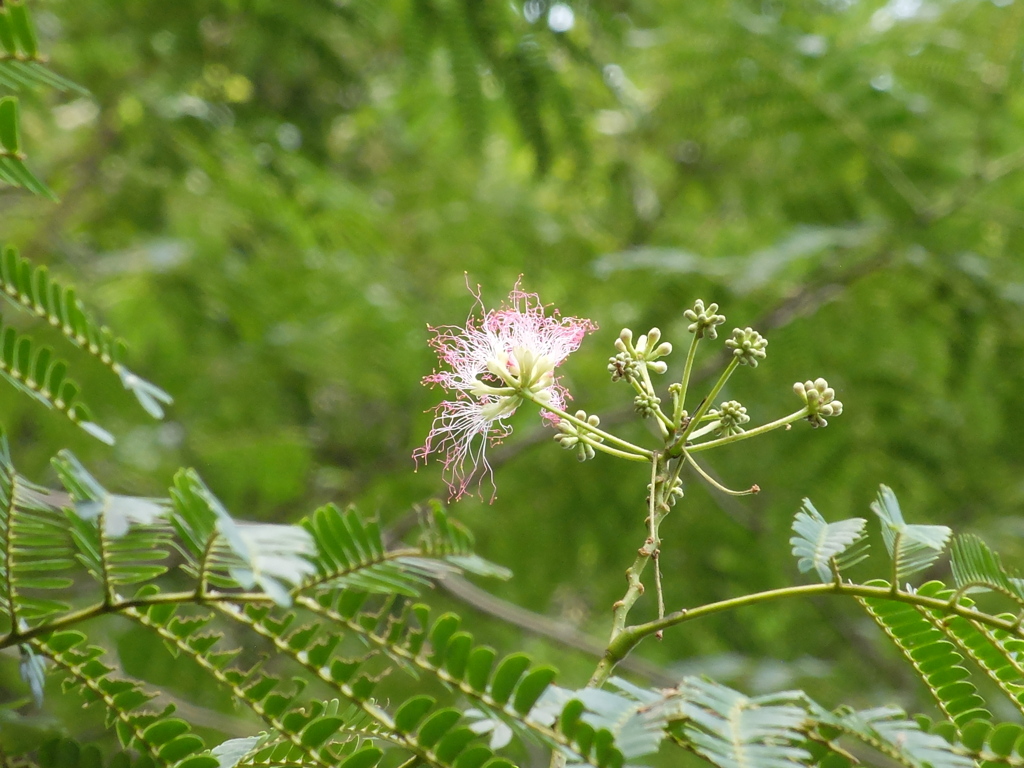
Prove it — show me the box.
[597,580,1024,677]
[686,407,809,454]
[521,391,653,458]
[637,365,672,437]
[0,589,275,650]
[686,419,722,441]
[680,358,739,442]
[682,450,755,495]
[587,454,677,689]
[673,334,700,428]
[590,440,656,462]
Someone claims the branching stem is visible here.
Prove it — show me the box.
[588,439,657,463]
[594,580,1024,678]
[673,334,700,428]
[682,451,757,496]
[680,359,739,442]
[588,452,678,689]
[637,365,672,436]
[520,391,653,458]
[685,407,809,454]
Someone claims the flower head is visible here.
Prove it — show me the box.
[684,300,726,340]
[793,377,844,427]
[415,282,597,500]
[725,326,768,367]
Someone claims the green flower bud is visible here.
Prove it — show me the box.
[634,392,662,418]
[612,326,671,378]
[575,442,596,462]
[651,476,685,507]
[634,327,673,374]
[554,410,603,460]
[793,377,844,427]
[684,300,726,339]
[608,352,640,382]
[708,400,750,437]
[725,327,768,367]
[667,477,685,505]
[615,328,634,355]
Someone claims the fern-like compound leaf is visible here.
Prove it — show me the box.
[52,452,172,591]
[813,705,974,768]
[169,469,315,605]
[673,677,811,768]
[0,246,173,419]
[302,503,445,596]
[0,315,113,443]
[416,502,512,580]
[0,435,77,630]
[0,96,53,198]
[0,2,86,94]
[858,579,990,727]
[54,451,169,536]
[871,485,951,584]
[790,499,868,583]
[531,677,670,764]
[287,592,635,767]
[0,1,86,204]
[301,502,508,600]
[32,630,215,767]
[955,718,1024,765]
[950,534,1024,605]
[911,581,1024,719]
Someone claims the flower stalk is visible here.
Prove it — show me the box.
[672,332,700,428]
[418,290,845,715]
[686,407,809,453]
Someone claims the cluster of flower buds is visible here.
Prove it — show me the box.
[793,378,844,427]
[608,327,673,382]
[634,392,662,418]
[725,327,768,368]
[607,353,640,383]
[683,300,726,339]
[708,400,750,437]
[554,410,604,461]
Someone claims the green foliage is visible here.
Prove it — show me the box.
[871,485,952,585]
[10,0,1024,767]
[0,439,77,628]
[11,443,1024,768]
[813,706,974,768]
[0,311,110,443]
[673,678,811,768]
[0,1,168,446]
[858,582,991,727]
[797,486,1024,739]
[4,442,621,768]
[0,0,83,196]
[0,247,172,420]
[949,534,1024,605]
[789,499,868,583]
[403,0,590,173]
[32,629,215,768]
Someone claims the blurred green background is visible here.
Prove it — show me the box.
[6,0,1024,757]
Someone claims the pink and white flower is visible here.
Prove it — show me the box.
[415,282,597,500]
